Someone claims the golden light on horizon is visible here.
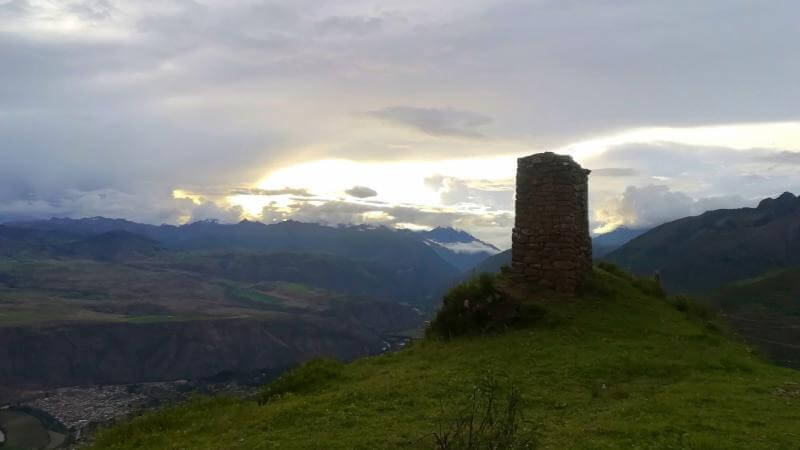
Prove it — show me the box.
[220,121,800,236]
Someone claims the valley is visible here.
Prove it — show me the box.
[2,197,800,448]
[0,219,464,447]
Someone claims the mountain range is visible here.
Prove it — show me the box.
[8,218,499,277]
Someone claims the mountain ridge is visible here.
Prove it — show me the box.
[603,192,800,293]
[7,217,500,273]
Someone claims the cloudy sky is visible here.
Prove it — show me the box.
[2,0,800,247]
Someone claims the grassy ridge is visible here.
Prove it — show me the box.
[706,267,800,368]
[89,268,800,449]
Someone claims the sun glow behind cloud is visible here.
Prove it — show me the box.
[226,195,281,218]
[252,157,518,207]
[219,120,800,247]
[241,121,800,207]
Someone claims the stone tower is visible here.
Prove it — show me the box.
[511,152,592,294]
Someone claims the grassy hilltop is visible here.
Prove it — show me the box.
[89,267,800,449]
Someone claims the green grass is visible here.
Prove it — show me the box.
[88,267,800,449]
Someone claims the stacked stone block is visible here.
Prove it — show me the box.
[511,152,591,294]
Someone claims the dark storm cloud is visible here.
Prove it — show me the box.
[345,186,378,198]
[367,106,492,139]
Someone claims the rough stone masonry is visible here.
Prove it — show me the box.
[511,152,592,294]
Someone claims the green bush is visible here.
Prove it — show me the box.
[427,274,500,338]
[257,359,344,404]
[427,274,536,339]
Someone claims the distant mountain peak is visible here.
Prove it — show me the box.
[411,227,501,271]
[236,219,267,228]
[757,191,799,211]
[421,226,492,246]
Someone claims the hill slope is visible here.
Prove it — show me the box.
[89,268,800,449]
[707,267,800,368]
[604,192,800,293]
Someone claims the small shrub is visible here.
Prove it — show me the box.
[427,274,537,339]
[421,374,538,449]
[257,359,344,405]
